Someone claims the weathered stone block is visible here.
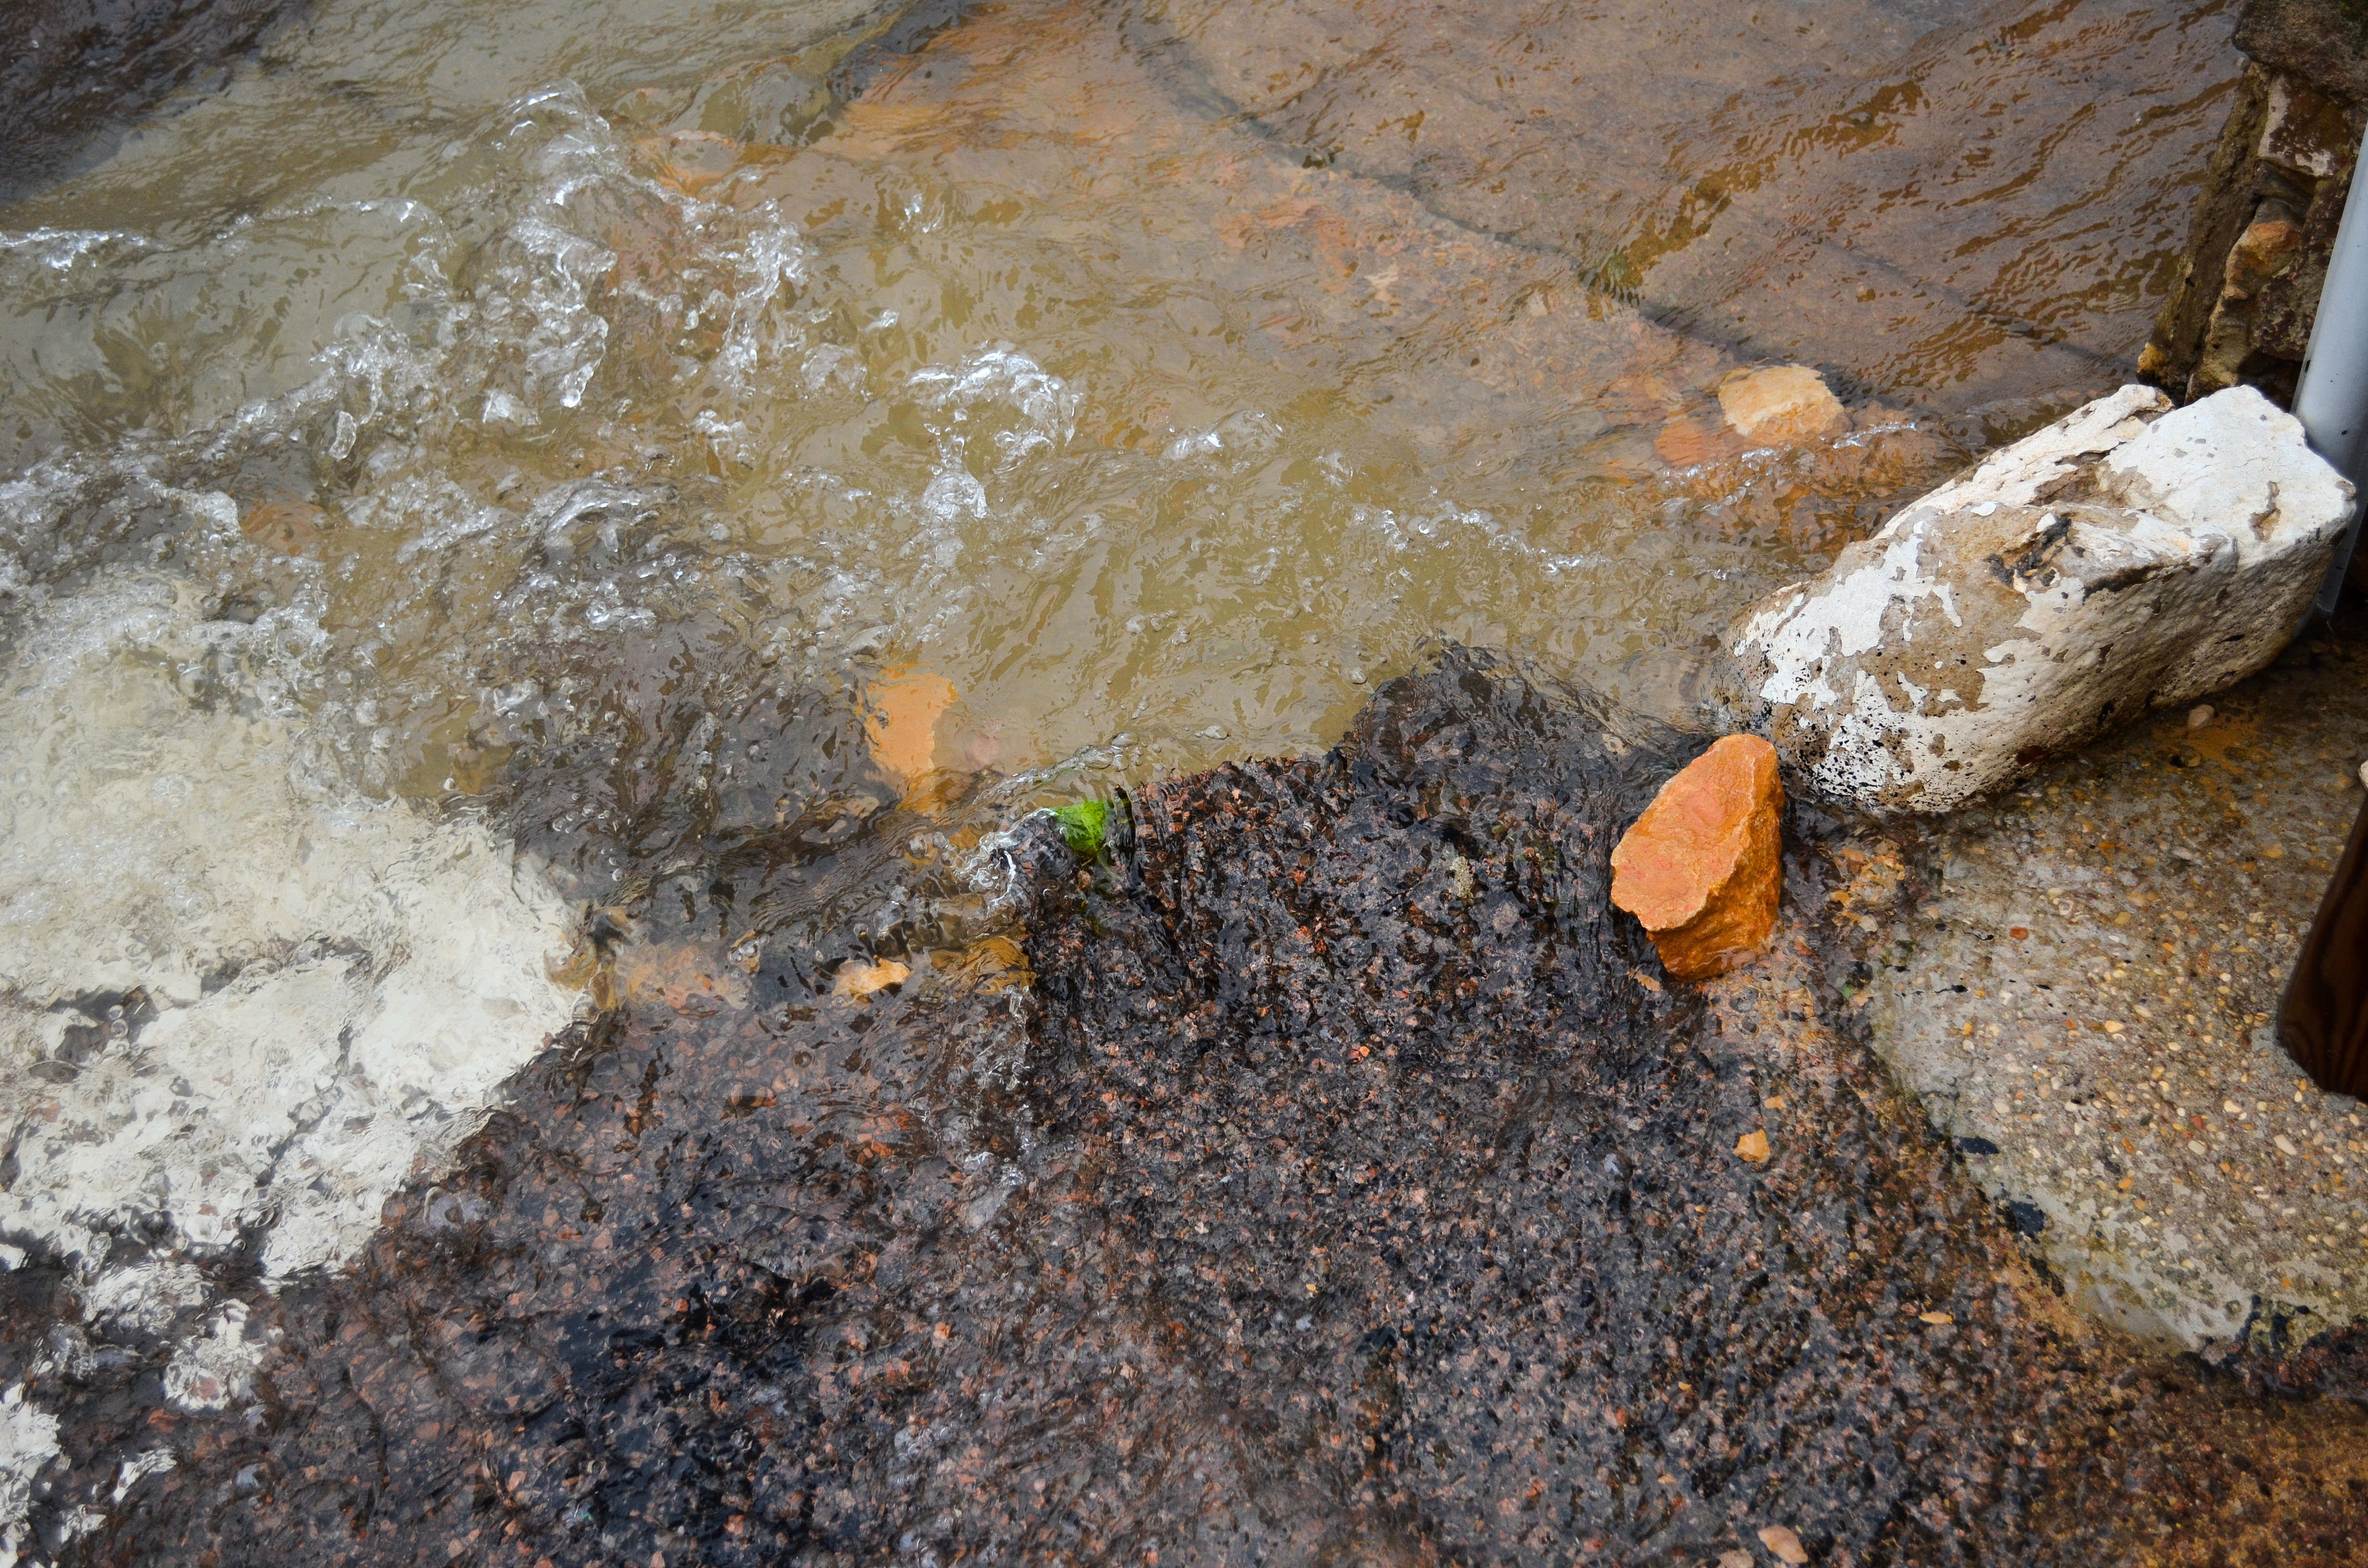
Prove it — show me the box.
[1730,384,2357,812]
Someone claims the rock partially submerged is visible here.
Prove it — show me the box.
[1611,734,1785,980]
[1732,384,2357,812]
[1717,364,1847,443]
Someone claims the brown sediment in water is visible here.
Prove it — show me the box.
[0,0,2237,791]
[23,653,2364,1567]
[1133,0,2226,417]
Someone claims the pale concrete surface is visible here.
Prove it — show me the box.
[1856,614,2368,1348]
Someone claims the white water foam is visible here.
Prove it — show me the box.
[0,573,581,1553]
[0,1387,59,1568]
[0,573,581,1278]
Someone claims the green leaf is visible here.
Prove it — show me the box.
[1050,798,1112,860]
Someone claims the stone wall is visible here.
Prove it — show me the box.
[2141,0,2368,409]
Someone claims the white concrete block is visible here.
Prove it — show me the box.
[1731,385,2358,811]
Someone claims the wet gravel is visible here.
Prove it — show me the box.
[6,653,2364,1567]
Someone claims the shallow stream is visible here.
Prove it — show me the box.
[0,0,2285,1560]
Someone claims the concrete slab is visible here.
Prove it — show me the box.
[1859,613,2368,1348]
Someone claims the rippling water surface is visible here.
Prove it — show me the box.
[1,0,2242,770]
[0,0,2247,1556]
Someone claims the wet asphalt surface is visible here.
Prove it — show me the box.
[5,654,2363,1567]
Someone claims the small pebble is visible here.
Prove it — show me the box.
[2187,704,2213,730]
[1758,1524,1811,1565]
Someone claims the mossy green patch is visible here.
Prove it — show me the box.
[1050,798,1113,860]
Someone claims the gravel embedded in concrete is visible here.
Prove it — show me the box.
[1862,623,2368,1348]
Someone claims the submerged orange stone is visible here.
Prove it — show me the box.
[864,666,958,788]
[1610,735,1784,981]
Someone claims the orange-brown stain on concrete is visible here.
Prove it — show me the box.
[1611,734,1784,981]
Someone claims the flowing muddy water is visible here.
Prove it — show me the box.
[0,0,2319,1561]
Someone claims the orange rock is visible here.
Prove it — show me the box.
[616,940,752,1016]
[1652,416,1742,469]
[833,958,911,998]
[2221,217,2303,300]
[933,934,1031,995]
[1610,734,1783,981]
[863,666,957,787]
[633,130,745,195]
[1716,365,1846,443]
[240,498,328,555]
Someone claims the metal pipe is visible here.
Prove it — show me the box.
[2283,118,2368,1098]
[2301,118,2368,615]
